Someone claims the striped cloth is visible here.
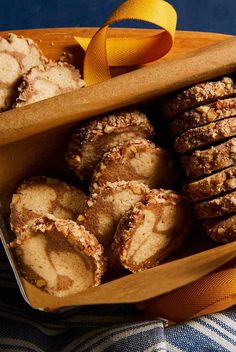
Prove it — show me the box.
[0,246,235,352]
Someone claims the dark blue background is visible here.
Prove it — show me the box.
[0,0,235,35]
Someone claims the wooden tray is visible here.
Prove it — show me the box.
[0,28,235,311]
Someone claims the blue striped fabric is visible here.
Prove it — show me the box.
[0,246,235,352]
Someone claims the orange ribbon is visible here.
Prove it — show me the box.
[138,260,236,322]
[75,0,236,321]
[75,0,177,85]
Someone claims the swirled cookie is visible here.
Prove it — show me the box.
[171,97,236,136]
[0,33,47,111]
[181,138,236,178]
[91,140,176,190]
[112,189,191,272]
[15,62,84,107]
[184,166,236,202]
[66,110,154,180]
[77,181,149,254]
[163,77,236,119]
[10,176,87,236]
[10,215,105,296]
[195,191,236,219]
[203,214,236,243]
[175,118,236,154]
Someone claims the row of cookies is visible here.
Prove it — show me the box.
[10,110,192,296]
[0,33,84,112]
[163,76,236,243]
[66,110,192,270]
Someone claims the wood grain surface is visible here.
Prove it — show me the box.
[0,28,231,75]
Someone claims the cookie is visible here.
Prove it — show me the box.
[112,189,191,272]
[195,191,236,219]
[163,77,236,119]
[203,214,236,243]
[171,97,236,136]
[0,33,47,111]
[66,110,154,180]
[184,166,236,202]
[175,118,236,154]
[77,181,149,254]
[10,176,87,236]
[91,140,176,190]
[15,62,85,107]
[182,138,236,178]
[10,215,105,297]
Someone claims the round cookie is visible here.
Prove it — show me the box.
[112,189,191,273]
[184,166,236,202]
[195,191,236,219]
[0,33,47,111]
[181,138,236,178]
[203,214,236,243]
[77,181,150,254]
[163,77,236,119]
[10,215,105,297]
[10,176,87,236]
[91,140,176,190]
[66,110,154,180]
[171,97,236,136]
[15,62,85,107]
[175,117,236,154]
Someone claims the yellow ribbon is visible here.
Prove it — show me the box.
[75,0,177,85]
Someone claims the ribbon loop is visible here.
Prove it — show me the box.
[75,0,177,85]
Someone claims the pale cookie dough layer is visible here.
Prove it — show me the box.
[203,214,236,243]
[0,33,47,111]
[66,110,154,180]
[171,97,236,136]
[185,166,236,202]
[10,176,87,236]
[77,181,149,255]
[10,215,105,297]
[182,138,236,178]
[112,189,191,272]
[163,77,236,119]
[195,190,236,219]
[175,118,236,154]
[15,62,84,107]
[91,140,177,190]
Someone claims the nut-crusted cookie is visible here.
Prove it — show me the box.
[175,118,236,154]
[10,215,105,297]
[10,176,87,236]
[195,191,236,219]
[91,140,176,190]
[203,214,236,243]
[163,77,236,119]
[182,138,236,178]
[15,62,85,107]
[112,189,191,272]
[171,97,236,136]
[66,110,154,180]
[77,181,149,254]
[184,166,236,202]
[0,33,47,111]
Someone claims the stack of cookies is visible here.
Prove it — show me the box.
[163,76,236,243]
